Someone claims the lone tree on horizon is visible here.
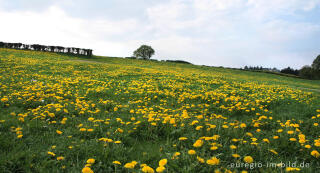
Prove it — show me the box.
[133,45,155,60]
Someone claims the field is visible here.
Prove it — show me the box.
[0,48,320,173]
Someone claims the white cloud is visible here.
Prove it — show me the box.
[246,0,320,21]
[258,20,320,43]
[0,6,144,56]
[0,0,319,69]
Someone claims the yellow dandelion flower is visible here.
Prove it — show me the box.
[113,161,121,165]
[231,154,240,159]
[206,157,220,165]
[311,150,320,158]
[305,145,311,149]
[193,140,204,148]
[286,167,301,172]
[269,149,278,155]
[197,156,205,163]
[156,166,165,173]
[56,130,62,135]
[141,165,155,173]
[80,128,87,131]
[57,156,65,161]
[17,135,23,138]
[87,158,95,164]
[124,163,135,169]
[243,156,253,163]
[158,159,167,167]
[230,145,237,150]
[188,150,196,155]
[179,137,188,141]
[47,151,56,157]
[82,167,93,173]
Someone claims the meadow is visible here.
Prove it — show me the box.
[0,48,319,173]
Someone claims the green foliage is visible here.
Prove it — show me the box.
[133,45,155,60]
[298,55,320,80]
[312,55,320,70]
[166,60,192,64]
[299,66,314,79]
[300,65,320,80]
[0,48,320,172]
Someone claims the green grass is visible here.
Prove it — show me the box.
[0,48,320,173]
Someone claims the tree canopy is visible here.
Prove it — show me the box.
[133,45,155,60]
[312,55,320,70]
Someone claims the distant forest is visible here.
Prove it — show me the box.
[0,41,92,57]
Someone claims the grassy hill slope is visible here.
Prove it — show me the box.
[0,48,319,172]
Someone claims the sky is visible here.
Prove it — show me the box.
[0,0,319,69]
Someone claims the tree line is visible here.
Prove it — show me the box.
[0,41,93,57]
[242,55,320,80]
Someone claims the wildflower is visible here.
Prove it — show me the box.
[80,128,87,131]
[57,156,65,161]
[82,167,93,173]
[116,128,123,133]
[1,97,8,102]
[124,163,135,169]
[87,158,95,164]
[287,131,294,135]
[56,130,63,135]
[173,152,180,158]
[263,139,270,143]
[305,145,311,149]
[206,157,220,165]
[269,149,278,155]
[47,151,56,157]
[188,150,196,155]
[232,154,240,158]
[159,159,167,167]
[298,134,306,143]
[113,161,121,165]
[311,150,320,158]
[240,123,246,128]
[210,146,218,150]
[141,165,155,173]
[246,132,253,137]
[195,126,203,130]
[197,156,205,163]
[17,135,23,138]
[156,166,165,173]
[286,167,301,172]
[289,138,297,142]
[243,156,253,163]
[230,145,237,149]
[193,140,204,148]
[179,137,188,141]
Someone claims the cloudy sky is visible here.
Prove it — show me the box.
[0,0,319,69]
